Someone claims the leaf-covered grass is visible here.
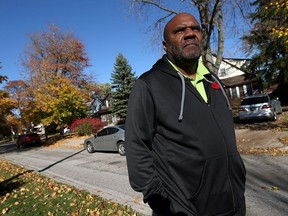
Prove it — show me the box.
[0,160,143,216]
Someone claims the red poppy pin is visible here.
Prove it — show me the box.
[211,82,220,90]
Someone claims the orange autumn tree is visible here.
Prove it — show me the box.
[0,63,8,84]
[4,80,38,131]
[0,75,7,84]
[0,89,17,125]
[23,25,90,87]
[0,66,17,134]
[22,25,91,127]
[0,66,15,116]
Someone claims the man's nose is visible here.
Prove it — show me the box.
[184,28,197,38]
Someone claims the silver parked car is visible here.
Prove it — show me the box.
[238,94,282,121]
[84,125,125,156]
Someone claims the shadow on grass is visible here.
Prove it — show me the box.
[1,148,85,196]
[0,170,33,196]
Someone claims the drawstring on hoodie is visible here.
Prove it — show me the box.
[177,72,186,121]
[203,75,232,111]
[177,72,232,122]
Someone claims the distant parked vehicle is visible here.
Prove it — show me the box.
[84,125,125,156]
[238,94,282,121]
[64,127,71,134]
[32,123,45,135]
[16,133,41,148]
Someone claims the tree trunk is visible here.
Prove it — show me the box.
[213,0,224,76]
[196,0,223,75]
[132,0,226,75]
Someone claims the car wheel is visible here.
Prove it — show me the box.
[117,141,125,156]
[86,142,94,153]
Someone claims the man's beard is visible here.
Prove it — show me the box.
[166,40,202,64]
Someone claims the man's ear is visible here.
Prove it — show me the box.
[163,40,167,52]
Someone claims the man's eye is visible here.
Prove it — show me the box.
[176,29,184,33]
[193,27,201,32]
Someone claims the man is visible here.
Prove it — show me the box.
[125,13,246,216]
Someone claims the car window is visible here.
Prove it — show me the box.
[97,129,108,137]
[241,96,268,105]
[107,128,119,135]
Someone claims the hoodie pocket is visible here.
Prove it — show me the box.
[188,157,234,216]
[229,153,246,209]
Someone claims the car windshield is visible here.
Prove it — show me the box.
[241,96,268,105]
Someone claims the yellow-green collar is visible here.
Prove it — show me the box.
[167,57,209,103]
[167,58,209,81]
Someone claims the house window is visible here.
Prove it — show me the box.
[219,69,227,77]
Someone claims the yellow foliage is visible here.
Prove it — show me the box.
[2,208,9,214]
[265,1,288,44]
[272,186,280,191]
[33,76,87,125]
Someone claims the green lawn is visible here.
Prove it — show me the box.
[0,159,143,216]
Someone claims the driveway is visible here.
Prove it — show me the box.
[0,128,288,215]
[236,128,288,155]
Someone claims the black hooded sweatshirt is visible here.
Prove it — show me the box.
[125,55,246,216]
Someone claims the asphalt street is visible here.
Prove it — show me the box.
[0,137,287,216]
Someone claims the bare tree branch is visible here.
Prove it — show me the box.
[129,0,251,75]
[134,0,179,14]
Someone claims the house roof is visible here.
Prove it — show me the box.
[98,107,111,115]
[221,74,260,88]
